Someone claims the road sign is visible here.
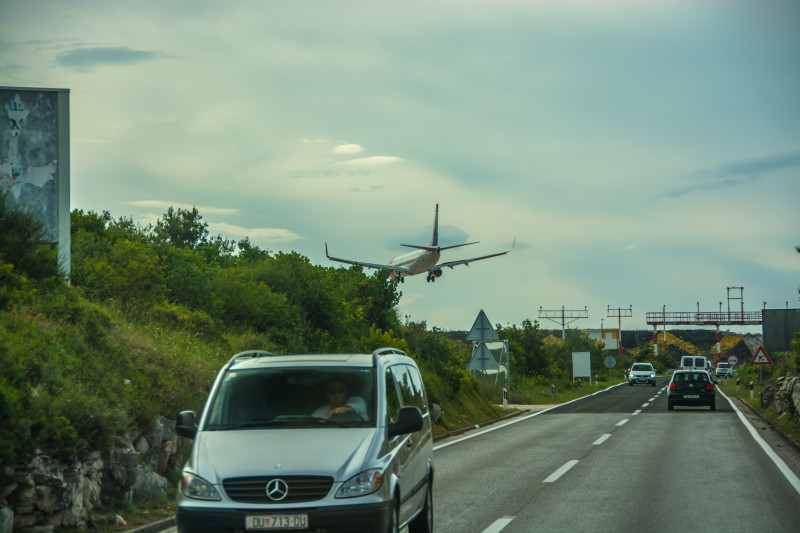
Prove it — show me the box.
[727,355,738,367]
[467,342,499,371]
[750,346,772,365]
[604,356,616,369]
[466,310,499,341]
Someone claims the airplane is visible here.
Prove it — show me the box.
[325,204,514,282]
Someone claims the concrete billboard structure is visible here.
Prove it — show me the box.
[0,87,70,276]
[762,309,800,352]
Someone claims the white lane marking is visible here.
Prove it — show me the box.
[593,434,611,446]
[720,389,800,496]
[434,383,629,451]
[543,460,579,483]
[642,403,650,408]
[632,410,642,415]
[482,516,515,533]
[649,397,656,402]
[616,418,629,426]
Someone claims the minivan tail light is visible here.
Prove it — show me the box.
[669,382,676,390]
[705,383,713,390]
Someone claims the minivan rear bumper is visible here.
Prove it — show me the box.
[177,502,391,533]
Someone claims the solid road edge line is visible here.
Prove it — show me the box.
[720,389,800,496]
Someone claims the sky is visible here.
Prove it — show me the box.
[1,0,798,334]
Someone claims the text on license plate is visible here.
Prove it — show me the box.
[246,514,308,530]
[684,394,699,399]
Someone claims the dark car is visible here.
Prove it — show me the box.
[667,370,716,411]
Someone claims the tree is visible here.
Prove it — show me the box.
[0,189,61,281]
[151,207,209,250]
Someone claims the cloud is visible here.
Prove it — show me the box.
[332,143,364,155]
[126,200,239,216]
[208,222,304,245]
[333,156,403,167]
[56,46,162,70]
[663,152,800,198]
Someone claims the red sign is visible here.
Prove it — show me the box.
[750,346,772,365]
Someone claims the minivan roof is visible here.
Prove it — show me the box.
[226,347,412,371]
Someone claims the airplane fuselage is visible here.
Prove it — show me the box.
[388,249,440,277]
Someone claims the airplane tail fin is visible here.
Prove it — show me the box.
[401,204,478,251]
[429,203,439,247]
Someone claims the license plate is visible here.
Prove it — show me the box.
[246,514,308,530]
[684,394,699,399]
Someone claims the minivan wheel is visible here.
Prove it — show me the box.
[388,496,399,533]
[409,483,433,533]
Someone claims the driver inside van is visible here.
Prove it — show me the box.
[312,378,368,421]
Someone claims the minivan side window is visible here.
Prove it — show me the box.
[390,365,419,410]
[404,365,429,415]
[384,367,401,424]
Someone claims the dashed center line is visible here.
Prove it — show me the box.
[642,402,650,408]
[543,459,579,483]
[616,418,630,426]
[593,433,611,446]
[482,516,515,533]
[632,409,642,415]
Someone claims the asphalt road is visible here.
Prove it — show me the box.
[159,379,800,533]
[433,379,800,533]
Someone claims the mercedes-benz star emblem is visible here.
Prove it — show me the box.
[265,479,289,501]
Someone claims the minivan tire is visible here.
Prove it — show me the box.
[388,496,399,533]
[408,483,433,533]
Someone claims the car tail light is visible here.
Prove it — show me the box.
[669,382,676,390]
[705,383,713,390]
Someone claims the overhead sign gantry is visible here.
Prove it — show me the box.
[645,287,762,362]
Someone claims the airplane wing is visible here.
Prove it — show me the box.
[430,238,515,271]
[325,243,410,275]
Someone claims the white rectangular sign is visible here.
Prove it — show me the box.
[572,352,591,379]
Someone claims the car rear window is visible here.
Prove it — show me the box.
[675,372,708,382]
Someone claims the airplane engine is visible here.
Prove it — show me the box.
[426,269,443,282]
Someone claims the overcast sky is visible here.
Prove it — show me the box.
[2,0,798,333]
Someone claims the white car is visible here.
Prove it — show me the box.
[715,362,733,379]
[628,363,657,387]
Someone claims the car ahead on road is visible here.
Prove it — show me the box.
[715,362,734,379]
[175,348,434,533]
[680,355,709,373]
[667,370,716,411]
[628,363,657,387]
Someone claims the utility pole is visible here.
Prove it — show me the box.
[607,306,632,358]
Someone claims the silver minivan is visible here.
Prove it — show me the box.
[176,348,434,533]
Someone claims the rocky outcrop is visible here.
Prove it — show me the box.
[3,451,103,530]
[0,416,182,530]
[763,375,800,418]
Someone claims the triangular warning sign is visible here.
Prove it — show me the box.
[750,346,772,365]
[466,310,499,341]
[467,342,499,371]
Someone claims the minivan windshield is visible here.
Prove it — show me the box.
[204,367,376,430]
